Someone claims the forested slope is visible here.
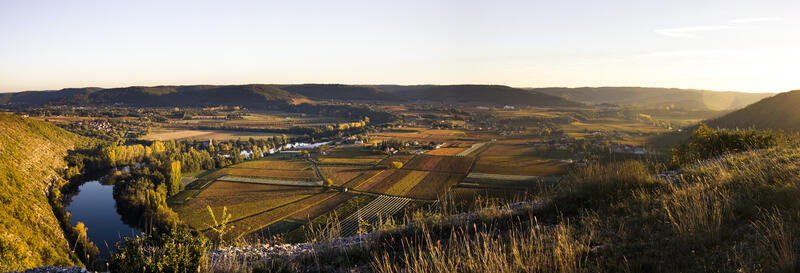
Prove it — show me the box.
[0,114,85,271]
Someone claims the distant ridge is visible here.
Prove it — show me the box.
[280,84,401,101]
[532,87,772,111]
[706,90,800,131]
[374,84,579,106]
[0,84,579,107]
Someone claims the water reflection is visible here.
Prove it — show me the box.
[64,180,140,256]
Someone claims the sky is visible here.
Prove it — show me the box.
[1,0,798,93]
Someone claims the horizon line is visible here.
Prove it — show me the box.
[0,83,784,94]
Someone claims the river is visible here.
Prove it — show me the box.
[65,180,140,256]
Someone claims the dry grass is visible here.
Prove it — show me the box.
[372,219,592,273]
[753,209,797,273]
[663,183,730,240]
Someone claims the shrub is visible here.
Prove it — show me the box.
[108,228,209,273]
[391,161,403,169]
[671,123,780,166]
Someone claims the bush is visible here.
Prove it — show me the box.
[391,161,403,169]
[671,123,780,166]
[108,228,209,273]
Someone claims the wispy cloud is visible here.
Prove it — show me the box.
[730,17,782,23]
[637,49,739,59]
[656,16,780,38]
[655,25,753,38]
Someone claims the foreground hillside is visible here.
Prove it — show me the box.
[200,145,800,272]
[0,114,85,271]
[534,87,772,111]
[707,90,800,131]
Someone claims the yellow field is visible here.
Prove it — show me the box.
[142,128,286,141]
[473,144,569,176]
[385,170,429,196]
[218,168,317,180]
[317,157,383,165]
[174,182,318,229]
[426,147,466,156]
[230,159,312,170]
[373,127,467,141]
[318,166,369,186]
[219,192,338,240]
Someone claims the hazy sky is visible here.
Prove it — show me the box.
[1,0,798,93]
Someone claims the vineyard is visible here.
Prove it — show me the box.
[338,195,412,236]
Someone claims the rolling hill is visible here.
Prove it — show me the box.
[0,114,86,271]
[377,84,579,106]
[50,85,299,107]
[280,84,401,101]
[532,87,772,111]
[705,90,799,131]
[1,84,580,107]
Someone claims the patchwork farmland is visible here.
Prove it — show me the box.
[168,106,645,242]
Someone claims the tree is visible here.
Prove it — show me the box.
[391,161,404,169]
[151,140,165,154]
[101,146,117,167]
[168,160,182,196]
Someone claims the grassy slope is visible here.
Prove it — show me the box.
[223,145,800,272]
[0,114,85,271]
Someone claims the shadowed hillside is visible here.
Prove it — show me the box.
[1,84,581,108]
[706,90,800,131]
[534,87,772,111]
[379,84,579,106]
[281,84,401,101]
[0,114,86,271]
[51,85,299,107]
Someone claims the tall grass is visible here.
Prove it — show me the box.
[372,217,592,273]
[663,182,730,240]
[753,209,797,273]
